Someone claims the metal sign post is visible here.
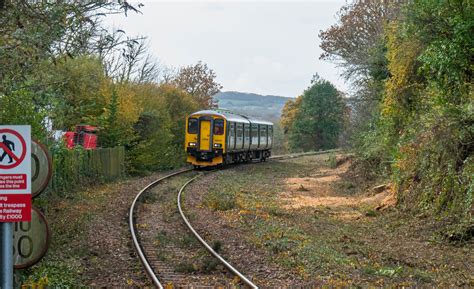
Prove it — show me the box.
[0,126,31,289]
[1,222,13,289]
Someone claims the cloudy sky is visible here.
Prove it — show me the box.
[107,1,347,97]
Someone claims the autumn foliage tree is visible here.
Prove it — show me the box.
[319,0,405,139]
[127,83,199,173]
[280,97,302,134]
[171,61,223,109]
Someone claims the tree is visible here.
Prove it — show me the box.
[52,56,110,130]
[319,0,405,145]
[319,0,403,83]
[280,97,302,134]
[157,84,200,147]
[284,76,346,151]
[101,36,162,84]
[171,61,222,108]
[379,0,473,223]
[0,0,142,140]
[127,83,200,174]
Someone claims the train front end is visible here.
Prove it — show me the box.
[185,111,226,167]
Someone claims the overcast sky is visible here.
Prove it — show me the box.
[107,1,347,97]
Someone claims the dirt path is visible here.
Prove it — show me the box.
[80,177,153,287]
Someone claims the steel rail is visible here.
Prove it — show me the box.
[129,168,193,289]
[177,176,259,289]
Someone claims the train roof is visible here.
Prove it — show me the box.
[246,117,273,126]
[189,110,273,126]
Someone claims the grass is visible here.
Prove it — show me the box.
[19,261,81,287]
[177,234,199,248]
[204,180,238,211]
[155,230,171,246]
[199,155,462,285]
[17,184,117,286]
[175,262,198,273]
[326,153,338,169]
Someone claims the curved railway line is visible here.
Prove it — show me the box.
[129,150,340,288]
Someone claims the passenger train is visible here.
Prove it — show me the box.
[185,110,273,167]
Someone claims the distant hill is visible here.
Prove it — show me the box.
[214,91,292,120]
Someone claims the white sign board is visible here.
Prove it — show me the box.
[0,125,31,222]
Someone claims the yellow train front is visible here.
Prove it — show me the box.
[185,110,273,167]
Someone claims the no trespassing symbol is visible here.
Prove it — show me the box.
[0,128,27,169]
[0,126,31,222]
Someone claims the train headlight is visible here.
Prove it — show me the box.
[188,142,197,147]
[213,143,222,148]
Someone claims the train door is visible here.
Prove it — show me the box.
[260,125,267,148]
[268,125,273,147]
[228,122,236,151]
[244,124,250,150]
[236,123,243,150]
[251,124,258,149]
[199,119,211,151]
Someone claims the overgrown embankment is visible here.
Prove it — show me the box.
[319,0,473,237]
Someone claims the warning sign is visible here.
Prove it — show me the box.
[0,126,31,222]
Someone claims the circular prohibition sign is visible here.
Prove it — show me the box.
[0,128,27,169]
[13,207,51,269]
[31,140,52,198]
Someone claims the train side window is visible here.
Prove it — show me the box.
[251,125,258,138]
[251,124,258,144]
[230,122,235,136]
[244,124,249,140]
[236,123,243,148]
[260,125,267,142]
[237,123,243,138]
[229,122,236,149]
[213,119,224,135]
[188,118,198,134]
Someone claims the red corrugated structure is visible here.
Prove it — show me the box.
[64,125,98,150]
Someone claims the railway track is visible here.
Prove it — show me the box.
[129,150,341,288]
[129,168,257,288]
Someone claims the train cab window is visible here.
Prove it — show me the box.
[188,118,198,134]
[213,119,224,135]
